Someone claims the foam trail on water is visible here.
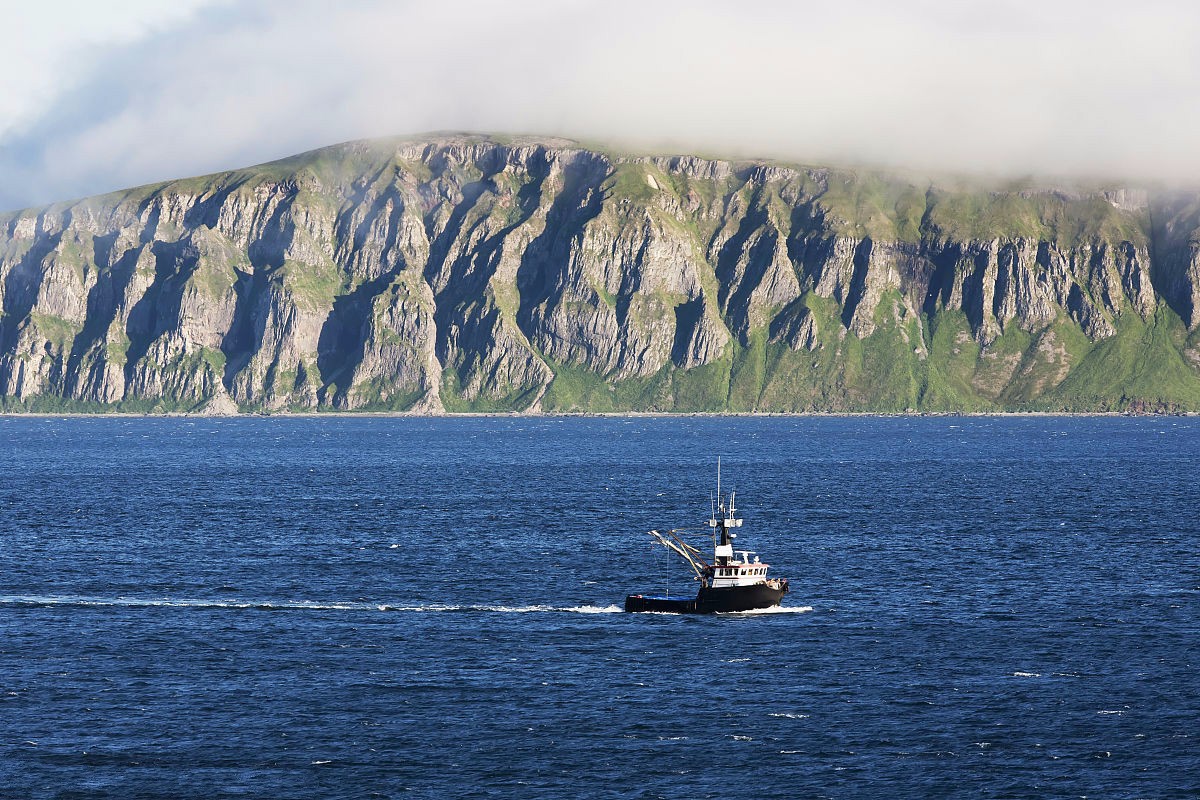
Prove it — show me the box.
[718,605,814,615]
[0,596,362,611]
[377,603,623,614]
[0,596,623,614]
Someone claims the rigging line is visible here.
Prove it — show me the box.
[647,531,706,580]
[663,528,707,555]
[665,532,708,562]
[658,536,667,598]
[665,538,670,599]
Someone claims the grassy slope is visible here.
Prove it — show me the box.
[548,307,1200,413]
[540,157,1199,413]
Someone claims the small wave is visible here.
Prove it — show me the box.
[723,658,752,663]
[767,713,809,719]
[1011,671,1041,678]
[1097,709,1127,715]
[729,735,753,741]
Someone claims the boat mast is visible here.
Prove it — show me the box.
[710,458,741,565]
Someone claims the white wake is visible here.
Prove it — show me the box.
[0,596,623,614]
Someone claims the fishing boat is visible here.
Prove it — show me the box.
[624,462,789,613]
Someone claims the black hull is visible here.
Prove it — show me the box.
[696,583,787,613]
[626,581,788,614]
[624,595,697,613]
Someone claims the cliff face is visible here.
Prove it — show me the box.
[3,134,1200,413]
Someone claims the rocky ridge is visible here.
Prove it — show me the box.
[3,133,1200,413]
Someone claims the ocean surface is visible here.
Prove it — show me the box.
[1,415,1197,799]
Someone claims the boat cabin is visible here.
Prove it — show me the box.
[708,550,771,588]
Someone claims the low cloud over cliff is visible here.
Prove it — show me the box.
[2,0,1200,210]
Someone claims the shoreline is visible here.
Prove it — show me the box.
[1,410,1195,420]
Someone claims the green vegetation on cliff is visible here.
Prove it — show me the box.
[3,133,1200,413]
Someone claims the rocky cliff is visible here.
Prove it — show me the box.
[3,134,1200,413]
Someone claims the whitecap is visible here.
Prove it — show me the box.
[1011,671,1041,678]
[767,713,809,719]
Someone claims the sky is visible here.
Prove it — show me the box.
[2,0,1199,210]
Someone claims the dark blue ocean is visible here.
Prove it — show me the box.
[1,416,1197,799]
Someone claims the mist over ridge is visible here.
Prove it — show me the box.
[3,0,1200,211]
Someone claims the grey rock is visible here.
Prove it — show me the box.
[1,133,1196,411]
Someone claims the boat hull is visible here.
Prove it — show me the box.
[623,594,697,613]
[625,581,787,614]
[696,582,787,613]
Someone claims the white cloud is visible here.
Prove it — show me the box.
[3,0,1200,210]
[0,0,216,137]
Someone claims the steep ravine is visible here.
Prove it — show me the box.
[2,134,1200,413]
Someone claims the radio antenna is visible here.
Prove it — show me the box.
[717,456,721,510]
